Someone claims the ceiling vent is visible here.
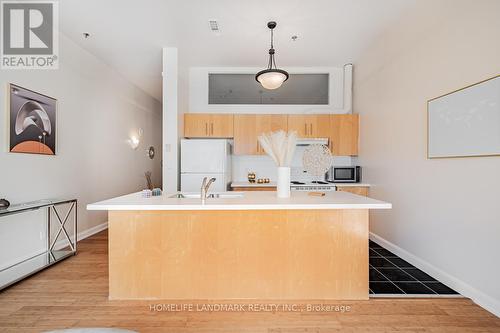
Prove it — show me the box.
[208,20,220,34]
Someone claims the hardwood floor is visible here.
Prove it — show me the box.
[0,230,498,333]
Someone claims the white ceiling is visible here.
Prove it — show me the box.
[60,0,417,101]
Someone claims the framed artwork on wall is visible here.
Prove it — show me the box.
[7,84,57,155]
[427,75,500,159]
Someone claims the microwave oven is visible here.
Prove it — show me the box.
[326,166,361,183]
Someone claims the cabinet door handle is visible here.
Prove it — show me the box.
[304,123,308,136]
[310,123,313,136]
[205,123,208,136]
[210,123,214,135]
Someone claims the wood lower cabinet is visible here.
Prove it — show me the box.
[233,114,288,155]
[336,186,369,197]
[232,186,276,191]
[184,113,233,138]
[330,114,359,156]
[287,115,330,138]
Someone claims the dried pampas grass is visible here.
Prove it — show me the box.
[258,130,297,167]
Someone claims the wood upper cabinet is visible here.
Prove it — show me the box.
[287,115,330,138]
[233,114,288,155]
[233,114,257,155]
[210,114,234,137]
[184,113,233,138]
[184,113,359,156]
[330,114,359,156]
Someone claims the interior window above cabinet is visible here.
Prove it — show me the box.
[287,115,330,138]
[233,114,288,155]
[330,114,359,156]
[184,113,234,138]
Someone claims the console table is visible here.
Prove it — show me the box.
[0,199,77,290]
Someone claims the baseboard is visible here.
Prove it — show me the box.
[76,221,108,241]
[370,232,500,318]
[54,221,108,250]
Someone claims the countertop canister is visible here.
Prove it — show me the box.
[277,167,291,198]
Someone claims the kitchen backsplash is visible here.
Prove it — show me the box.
[232,146,352,182]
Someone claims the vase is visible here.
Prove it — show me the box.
[277,167,291,198]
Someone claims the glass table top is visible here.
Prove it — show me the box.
[0,199,76,217]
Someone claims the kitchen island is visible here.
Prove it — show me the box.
[87,191,391,300]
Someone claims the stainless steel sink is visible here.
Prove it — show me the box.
[169,193,202,199]
[208,193,244,199]
[169,192,244,199]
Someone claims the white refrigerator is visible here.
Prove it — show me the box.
[180,139,232,192]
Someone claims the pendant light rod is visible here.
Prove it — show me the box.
[269,22,275,49]
[267,21,277,70]
[255,21,289,90]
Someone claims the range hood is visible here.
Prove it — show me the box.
[296,138,329,146]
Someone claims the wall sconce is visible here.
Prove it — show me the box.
[128,128,143,150]
[146,146,155,159]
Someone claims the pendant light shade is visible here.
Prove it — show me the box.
[256,21,289,90]
[256,69,289,89]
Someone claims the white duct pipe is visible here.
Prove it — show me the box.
[343,63,353,114]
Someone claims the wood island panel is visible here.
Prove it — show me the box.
[108,209,369,300]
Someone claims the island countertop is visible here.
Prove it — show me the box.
[87,190,391,211]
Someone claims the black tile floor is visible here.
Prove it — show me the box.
[369,240,460,296]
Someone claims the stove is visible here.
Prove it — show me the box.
[290,180,336,192]
[290,167,336,192]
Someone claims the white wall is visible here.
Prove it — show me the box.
[354,0,500,316]
[162,47,179,192]
[0,34,162,269]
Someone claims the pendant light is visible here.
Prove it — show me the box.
[255,21,289,90]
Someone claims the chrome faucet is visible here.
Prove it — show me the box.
[200,177,216,203]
